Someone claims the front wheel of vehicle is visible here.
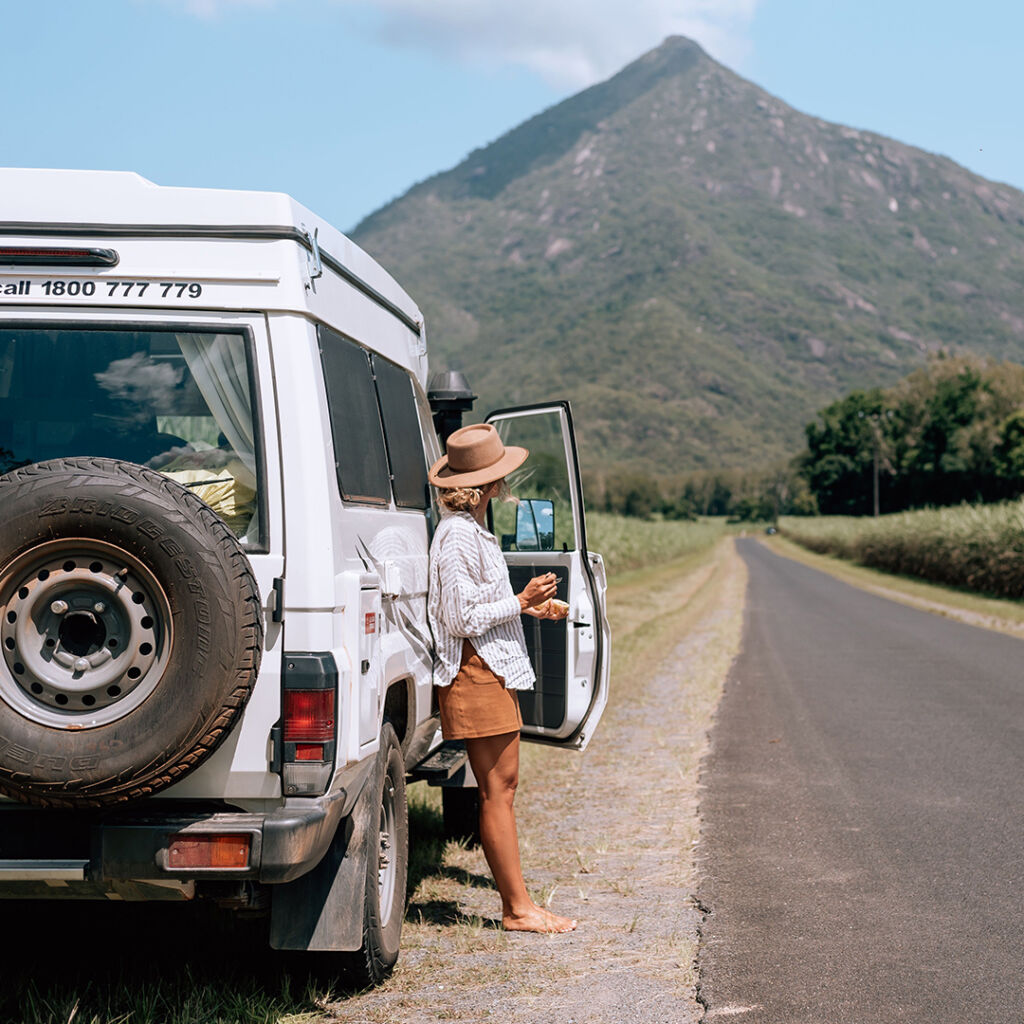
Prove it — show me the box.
[349,723,408,985]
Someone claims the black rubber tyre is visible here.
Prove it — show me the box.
[349,723,408,986]
[0,458,262,808]
[442,786,481,848]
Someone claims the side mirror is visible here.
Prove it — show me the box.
[515,499,555,551]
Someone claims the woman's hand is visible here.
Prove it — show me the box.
[517,572,559,611]
[523,598,569,620]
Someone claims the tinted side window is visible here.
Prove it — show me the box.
[373,356,429,510]
[318,327,391,505]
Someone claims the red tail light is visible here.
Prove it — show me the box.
[280,653,337,796]
[283,689,335,741]
[0,246,119,266]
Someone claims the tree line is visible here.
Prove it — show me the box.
[585,353,1024,520]
[800,353,1024,515]
[584,464,815,522]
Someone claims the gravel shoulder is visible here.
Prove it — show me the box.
[323,539,748,1024]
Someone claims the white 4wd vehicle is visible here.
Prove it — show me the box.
[0,169,610,981]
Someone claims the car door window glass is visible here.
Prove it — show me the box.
[491,410,577,552]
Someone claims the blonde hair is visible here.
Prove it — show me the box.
[438,486,485,512]
[436,477,516,512]
[438,478,515,512]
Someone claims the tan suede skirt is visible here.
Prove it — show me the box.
[437,639,523,740]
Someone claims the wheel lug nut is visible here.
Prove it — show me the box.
[93,602,106,615]
[73,657,90,672]
[50,600,69,615]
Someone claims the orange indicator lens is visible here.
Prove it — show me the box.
[167,833,251,869]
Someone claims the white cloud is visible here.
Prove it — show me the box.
[354,0,760,87]
[155,0,758,85]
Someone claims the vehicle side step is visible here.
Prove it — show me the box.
[0,859,89,881]
[408,742,468,783]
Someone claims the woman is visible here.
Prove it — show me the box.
[427,422,577,934]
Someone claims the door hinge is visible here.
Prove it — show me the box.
[269,721,283,774]
[302,225,323,292]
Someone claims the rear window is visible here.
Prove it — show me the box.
[0,325,264,546]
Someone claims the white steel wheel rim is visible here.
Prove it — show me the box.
[0,539,173,729]
[377,775,398,922]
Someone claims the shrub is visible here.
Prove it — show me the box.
[587,512,723,574]
[780,502,1024,598]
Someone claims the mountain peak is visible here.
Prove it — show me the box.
[355,36,713,228]
[653,34,708,58]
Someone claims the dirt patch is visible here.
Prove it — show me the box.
[323,541,748,1024]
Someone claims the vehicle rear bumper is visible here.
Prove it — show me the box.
[0,759,374,894]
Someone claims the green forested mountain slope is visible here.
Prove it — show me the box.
[353,36,1024,475]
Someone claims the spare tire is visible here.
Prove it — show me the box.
[0,458,263,808]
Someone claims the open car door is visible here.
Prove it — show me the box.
[486,402,610,750]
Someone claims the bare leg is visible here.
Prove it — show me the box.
[465,730,576,933]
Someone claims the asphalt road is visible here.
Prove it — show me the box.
[697,539,1024,1024]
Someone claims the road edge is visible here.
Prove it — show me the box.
[763,533,1024,640]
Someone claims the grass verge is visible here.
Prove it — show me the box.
[0,901,341,1024]
[779,502,1024,600]
[586,512,724,574]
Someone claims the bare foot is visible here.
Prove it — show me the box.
[502,903,577,933]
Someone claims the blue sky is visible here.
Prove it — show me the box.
[4,0,1023,232]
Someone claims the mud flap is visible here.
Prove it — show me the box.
[268,754,379,951]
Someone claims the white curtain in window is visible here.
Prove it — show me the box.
[175,333,256,473]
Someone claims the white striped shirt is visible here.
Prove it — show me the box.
[428,511,536,690]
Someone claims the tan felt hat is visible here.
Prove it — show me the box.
[428,423,528,488]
